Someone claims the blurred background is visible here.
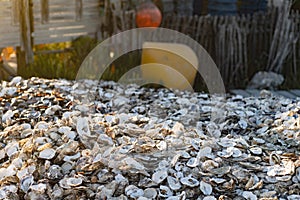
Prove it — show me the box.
[0,0,299,91]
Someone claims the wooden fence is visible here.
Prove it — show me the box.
[105,3,300,88]
[0,0,21,48]
[0,0,104,74]
[0,0,299,88]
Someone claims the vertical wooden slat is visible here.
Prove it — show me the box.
[195,16,202,43]
[41,0,49,24]
[29,0,34,47]
[17,0,33,75]
[242,15,248,82]
[292,10,297,68]
[76,0,83,21]
[12,0,20,25]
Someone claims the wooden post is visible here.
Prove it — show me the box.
[17,0,34,76]
[102,0,114,37]
[16,47,26,76]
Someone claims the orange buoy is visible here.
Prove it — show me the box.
[136,1,162,28]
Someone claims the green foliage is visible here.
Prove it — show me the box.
[101,50,142,82]
[21,36,142,82]
[22,36,98,80]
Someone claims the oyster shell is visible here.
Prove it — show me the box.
[38,148,56,160]
[152,170,168,184]
[20,175,34,192]
[143,188,157,199]
[180,175,199,187]
[159,185,173,198]
[167,176,182,191]
[0,77,299,198]
[200,181,213,195]
[242,191,257,200]
[125,185,144,199]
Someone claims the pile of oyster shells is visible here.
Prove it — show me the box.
[0,77,299,200]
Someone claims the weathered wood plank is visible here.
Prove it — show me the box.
[33,28,94,39]
[48,0,76,5]
[0,34,20,40]
[34,17,100,26]
[41,0,49,23]
[0,34,20,41]
[34,33,96,45]
[0,17,16,24]
[0,41,20,49]
[0,23,19,31]
[0,0,102,53]
[48,15,79,21]
[0,10,15,17]
[82,4,102,9]
[75,0,83,21]
[19,0,33,65]
[1,61,17,76]
[34,23,100,35]
[33,13,100,24]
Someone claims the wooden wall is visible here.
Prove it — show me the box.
[32,0,102,45]
[0,0,103,68]
[0,0,21,47]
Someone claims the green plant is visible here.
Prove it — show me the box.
[21,36,142,82]
[22,36,98,80]
[101,50,142,82]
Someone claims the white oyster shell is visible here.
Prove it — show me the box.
[20,175,34,192]
[152,170,168,184]
[9,76,22,86]
[242,191,257,200]
[38,148,56,159]
[0,185,18,199]
[125,185,144,199]
[249,147,263,155]
[0,165,16,181]
[143,188,157,199]
[76,117,92,136]
[200,181,213,195]
[45,105,62,115]
[66,177,83,186]
[180,175,199,187]
[30,183,47,193]
[159,185,173,198]
[267,160,295,176]
[198,146,213,159]
[167,176,181,191]
[203,196,217,200]
[288,195,300,200]
[187,157,199,167]
[59,177,83,188]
